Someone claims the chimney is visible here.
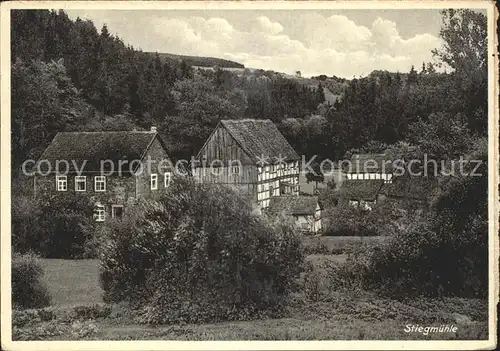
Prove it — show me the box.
[150,126,157,133]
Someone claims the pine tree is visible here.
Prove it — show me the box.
[427,62,436,73]
[407,65,418,83]
[316,82,326,105]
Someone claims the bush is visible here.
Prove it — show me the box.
[359,142,488,298]
[322,204,382,237]
[73,304,112,320]
[334,144,488,298]
[300,263,330,302]
[302,239,330,255]
[11,196,42,254]
[12,253,51,309]
[12,193,97,258]
[99,176,305,324]
[322,200,412,237]
[317,187,339,209]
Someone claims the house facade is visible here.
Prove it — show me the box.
[193,119,300,210]
[345,153,393,183]
[33,127,174,221]
[268,195,322,234]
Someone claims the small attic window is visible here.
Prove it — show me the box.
[164,172,172,187]
[151,174,158,190]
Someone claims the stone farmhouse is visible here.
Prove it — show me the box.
[33,127,174,221]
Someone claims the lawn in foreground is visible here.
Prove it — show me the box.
[40,259,102,307]
[302,235,390,254]
[23,257,487,341]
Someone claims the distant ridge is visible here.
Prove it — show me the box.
[150,52,245,69]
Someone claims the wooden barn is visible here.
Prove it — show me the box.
[193,119,300,210]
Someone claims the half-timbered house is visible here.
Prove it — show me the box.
[193,119,300,209]
[345,153,393,183]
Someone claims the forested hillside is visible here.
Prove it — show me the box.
[153,52,245,68]
[11,9,487,167]
[11,10,327,165]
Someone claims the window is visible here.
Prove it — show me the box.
[94,203,105,222]
[151,174,158,190]
[231,165,240,175]
[75,176,86,192]
[164,172,172,187]
[111,205,123,219]
[94,176,106,192]
[56,175,67,191]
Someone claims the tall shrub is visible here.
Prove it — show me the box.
[12,193,96,258]
[322,200,406,237]
[100,177,305,324]
[12,195,42,254]
[12,252,51,309]
[355,139,488,297]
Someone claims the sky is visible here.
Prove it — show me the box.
[65,9,452,78]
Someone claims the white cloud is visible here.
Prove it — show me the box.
[254,16,283,35]
[145,13,443,78]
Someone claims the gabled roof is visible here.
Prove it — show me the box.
[340,179,385,201]
[35,131,166,174]
[346,153,393,173]
[218,119,300,163]
[381,176,436,202]
[268,195,320,217]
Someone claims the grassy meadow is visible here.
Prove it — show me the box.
[13,245,489,341]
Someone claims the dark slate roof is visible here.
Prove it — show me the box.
[340,179,385,201]
[346,153,393,173]
[35,131,163,174]
[381,176,436,201]
[220,119,300,163]
[268,195,319,216]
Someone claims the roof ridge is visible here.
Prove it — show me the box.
[352,153,387,156]
[344,180,385,184]
[56,130,155,134]
[221,118,272,123]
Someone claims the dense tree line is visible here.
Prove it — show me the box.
[11,10,325,166]
[281,9,487,160]
[11,10,189,167]
[11,9,487,168]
